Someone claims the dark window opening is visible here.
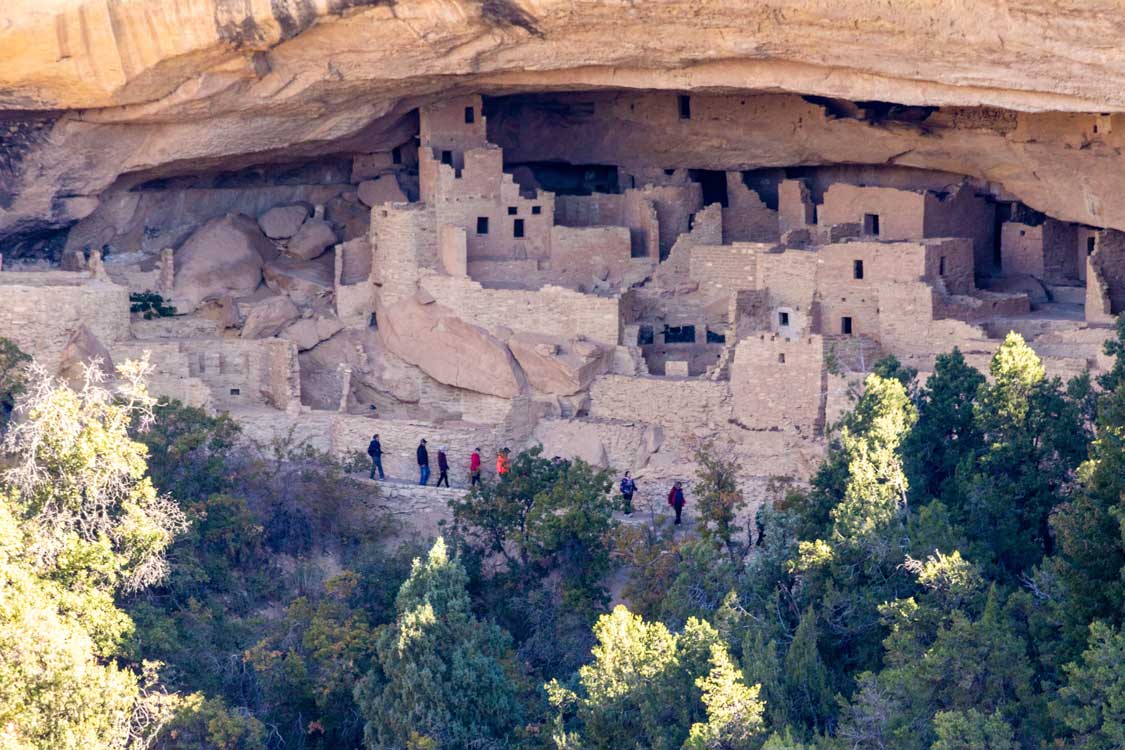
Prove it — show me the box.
[531,205,542,215]
[678,95,692,119]
[464,106,475,124]
[476,217,489,234]
[778,311,790,326]
[229,388,240,396]
[638,325,655,346]
[440,150,453,165]
[939,256,946,275]
[778,353,786,364]
[841,316,853,335]
[1088,236,1096,255]
[513,219,525,238]
[369,311,378,329]
[507,206,518,215]
[853,259,864,279]
[664,324,696,344]
[706,328,726,344]
[863,213,880,236]
[690,169,729,208]
[501,161,617,196]
[391,147,402,165]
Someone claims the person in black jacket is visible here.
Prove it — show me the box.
[436,447,450,487]
[417,439,430,485]
[367,433,384,480]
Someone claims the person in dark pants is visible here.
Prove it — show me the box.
[436,447,450,487]
[470,447,482,486]
[755,505,766,546]
[367,433,384,480]
[417,439,430,485]
[667,481,686,525]
[619,471,637,515]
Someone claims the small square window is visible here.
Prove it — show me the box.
[863,213,880,236]
[513,219,525,238]
[440,150,452,165]
[678,95,691,119]
[778,353,786,364]
[229,388,240,396]
[507,206,518,216]
[779,311,790,326]
[853,259,864,279]
[531,205,542,215]
[841,316,853,335]
[476,217,489,234]
[464,106,475,124]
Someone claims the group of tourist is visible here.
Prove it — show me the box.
[366,434,694,525]
[365,434,509,487]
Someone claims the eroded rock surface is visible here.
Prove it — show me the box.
[508,333,607,396]
[173,215,273,312]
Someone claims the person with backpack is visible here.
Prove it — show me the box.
[667,481,686,525]
[436,447,450,487]
[417,438,430,485]
[619,471,637,515]
[366,433,384,480]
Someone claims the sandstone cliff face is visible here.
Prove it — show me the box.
[4,0,1125,246]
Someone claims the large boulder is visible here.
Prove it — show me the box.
[57,325,113,387]
[286,219,337,261]
[508,333,607,396]
[263,254,334,305]
[357,175,407,207]
[173,214,272,312]
[258,205,309,239]
[240,295,300,339]
[377,297,525,398]
[281,315,343,351]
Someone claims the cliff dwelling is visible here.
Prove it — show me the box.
[3,83,1124,510]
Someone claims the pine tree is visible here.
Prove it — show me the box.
[683,643,765,750]
[355,538,520,749]
[1050,621,1125,750]
[783,608,833,734]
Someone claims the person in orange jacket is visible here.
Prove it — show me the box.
[496,447,511,477]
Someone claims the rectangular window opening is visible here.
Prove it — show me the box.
[778,311,790,327]
[507,206,518,216]
[864,213,880,236]
[853,259,864,280]
[778,353,786,364]
[638,325,654,346]
[706,329,726,344]
[1088,236,1097,255]
[513,218,525,238]
[440,150,452,165]
[841,316,853,335]
[678,95,691,119]
[664,324,696,344]
[229,388,240,396]
[531,205,542,215]
[464,106,475,124]
[391,147,402,165]
[476,217,489,235]
[939,256,946,275]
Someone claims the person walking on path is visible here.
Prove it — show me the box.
[667,481,686,525]
[436,447,450,487]
[417,439,430,485]
[470,447,482,486]
[496,447,511,478]
[367,433,384,480]
[619,471,637,515]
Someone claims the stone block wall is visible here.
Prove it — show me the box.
[922,185,996,275]
[1090,229,1125,314]
[549,225,632,285]
[0,274,130,367]
[420,275,620,345]
[730,334,826,433]
[817,184,927,240]
[588,374,732,450]
[724,173,780,243]
[371,203,437,305]
[420,95,488,153]
[690,243,763,297]
[779,179,816,233]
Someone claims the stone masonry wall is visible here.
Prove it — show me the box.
[419,274,620,345]
[819,184,927,240]
[371,203,437,305]
[730,334,826,434]
[690,243,762,298]
[724,172,780,243]
[0,274,130,367]
[588,374,732,451]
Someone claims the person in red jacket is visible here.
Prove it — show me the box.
[668,481,686,525]
[470,447,482,486]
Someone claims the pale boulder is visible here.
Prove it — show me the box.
[377,298,525,398]
[57,325,113,387]
[357,176,407,207]
[286,219,337,261]
[241,295,299,339]
[281,315,344,351]
[173,215,271,312]
[508,333,607,396]
[263,254,334,305]
[258,205,309,239]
